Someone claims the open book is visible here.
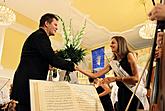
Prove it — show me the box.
[30,80,104,111]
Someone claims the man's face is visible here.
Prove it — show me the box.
[46,18,58,36]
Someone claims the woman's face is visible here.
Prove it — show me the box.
[110,38,118,53]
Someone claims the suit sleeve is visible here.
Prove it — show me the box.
[32,32,75,72]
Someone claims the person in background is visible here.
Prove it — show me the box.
[88,77,113,111]
[148,4,165,111]
[148,4,165,59]
[76,36,143,111]
[148,3,165,97]
[10,13,75,111]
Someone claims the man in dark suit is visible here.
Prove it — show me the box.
[10,13,75,111]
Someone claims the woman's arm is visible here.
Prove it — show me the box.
[76,64,110,78]
[122,53,139,85]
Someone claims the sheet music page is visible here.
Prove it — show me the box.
[30,80,104,111]
[69,84,104,111]
[36,81,76,111]
[30,81,40,111]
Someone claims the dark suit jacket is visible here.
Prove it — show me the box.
[10,28,75,107]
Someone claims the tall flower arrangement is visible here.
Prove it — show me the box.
[56,15,86,65]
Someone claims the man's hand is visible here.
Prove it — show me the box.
[157,32,164,46]
[155,48,162,59]
[74,64,79,71]
[155,32,164,59]
[148,4,165,21]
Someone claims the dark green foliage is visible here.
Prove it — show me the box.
[56,44,86,65]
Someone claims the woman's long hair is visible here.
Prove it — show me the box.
[111,36,131,59]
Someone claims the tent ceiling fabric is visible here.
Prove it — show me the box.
[6,0,155,49]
